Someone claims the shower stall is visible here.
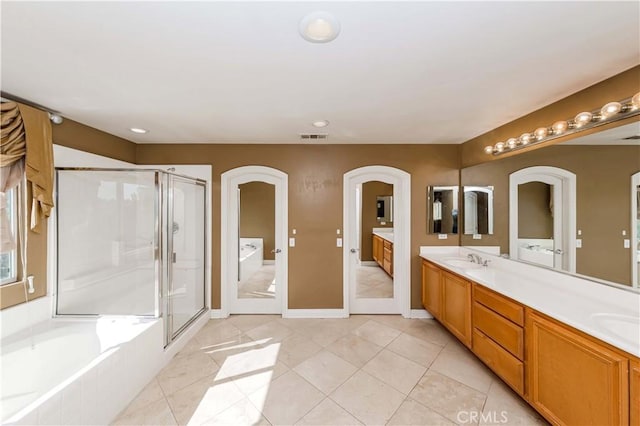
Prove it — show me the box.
[55,168,207,346]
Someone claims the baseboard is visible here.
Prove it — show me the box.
[359,261,378,266]
[209,309,227,319]
[283,309,349,319]
[410,309,433,319]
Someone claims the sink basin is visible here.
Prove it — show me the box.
[441,258,483,270]
[591,313,640,348]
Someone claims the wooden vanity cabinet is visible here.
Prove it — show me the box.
[383,240,393,276]
[421,260,442,320]
[526,310,629,426]
[441,270,472,348]
[372,235,383,266]
[631,358,640,426]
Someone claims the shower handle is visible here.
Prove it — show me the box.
[271,249,282,254]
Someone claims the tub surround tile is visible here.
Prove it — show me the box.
[330,370,406,425]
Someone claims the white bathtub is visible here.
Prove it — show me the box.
[239,238,263,282]
[0,297,209,425]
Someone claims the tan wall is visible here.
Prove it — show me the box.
[461,144,640,286]
[461,65,640,168]
[360,181,393,261]
[1,117,136,310]
[137,144,460,309]
[239,181,276,261]
[518,182,553,239]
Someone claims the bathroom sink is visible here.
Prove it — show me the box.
[441,258,483,270]
[590,313,640,348]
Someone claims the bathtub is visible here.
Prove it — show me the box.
[0,296,209,425]
[517,238,554,268]
[239,238,263,282]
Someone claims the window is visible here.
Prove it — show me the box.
[0,186,18,285]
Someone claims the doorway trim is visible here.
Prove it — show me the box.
[509,166,576,273]
[220,165,288,316]
[343,165,411,318]
[631,171,639,288]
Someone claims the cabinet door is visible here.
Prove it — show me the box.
[421,261,441,319]
[526,311,629,426]
[441,271,472,347]
[372,235,380,262]
[631,358,640,426]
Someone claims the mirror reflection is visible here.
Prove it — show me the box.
[237,181,276,298]
[357,181,394,298]
[461,121,640,288]
[463,186,494,235]
[427,186,459,234]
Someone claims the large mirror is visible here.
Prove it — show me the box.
[427,185,459,234]
[463,185,494,236]
[461,121,640,289]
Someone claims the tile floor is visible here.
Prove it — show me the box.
[113,315,547,426]
[356,265,393,298]
[238,265,276,299]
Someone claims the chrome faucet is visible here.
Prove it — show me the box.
[467,253,482,263]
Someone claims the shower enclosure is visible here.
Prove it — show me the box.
[55,168,207,346]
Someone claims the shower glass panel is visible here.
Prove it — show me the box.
[56,168,207,346]
[167,176,206,339]
[56,170,158,316]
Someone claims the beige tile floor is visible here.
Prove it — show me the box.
[239,265,276,299]
[112,316,547,426]
[356,265,393,298]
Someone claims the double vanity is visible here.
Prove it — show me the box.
[420,247,640,426]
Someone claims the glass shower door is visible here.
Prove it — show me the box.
[166,175,206,341]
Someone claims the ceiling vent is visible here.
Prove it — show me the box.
[622,135,640,140]
[300,133,328,141]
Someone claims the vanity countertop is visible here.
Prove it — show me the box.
[420,246,640,358]
[373,230,394,243]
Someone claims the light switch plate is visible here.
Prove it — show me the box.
[438,234,448,240]
[473,234,482,240]
[289,238,295,247]
[336,238,343,247]
[624,239,630,249]
[576,239,582,248]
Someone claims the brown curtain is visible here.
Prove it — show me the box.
[0,102,26,252]
[17,103,54,233]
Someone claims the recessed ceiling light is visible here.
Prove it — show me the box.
[130,127,148,134]
[312,120,330,128]
[299,11,340,43]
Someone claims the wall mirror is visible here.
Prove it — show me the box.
[461,120,640,290]
[463,186,494,235]
[376,195,393,224]
[427,185,459,234]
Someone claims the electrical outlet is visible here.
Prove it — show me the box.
[438,234,448,240]
[336,238,343,247]
[624,239,630,249]
[576,239,582,248]
[289,238,295,247]
[473,234,482,240]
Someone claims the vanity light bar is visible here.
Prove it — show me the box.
[485,92,640,155]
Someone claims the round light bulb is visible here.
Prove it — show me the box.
[632,92,640,110]
[534,127,549,140]
[574,111,593,128]
[506,138,518,148]
[299,11,341,43]
[484,145,494,154]
[552,120,569,135]
[600,102,622,119]
[520,133,532,145]
[494,142,505,152]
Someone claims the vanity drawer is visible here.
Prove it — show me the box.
[474,284,524,326]
[383,240,392,250]
[473,329,524,395]
[473,302,524,360]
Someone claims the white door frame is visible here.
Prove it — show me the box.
[509,166,576,273]
[220,166,288,316]
[343,166,411,317]
[631,171,639,288]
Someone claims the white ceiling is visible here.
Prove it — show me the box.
[1,1,639,145]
